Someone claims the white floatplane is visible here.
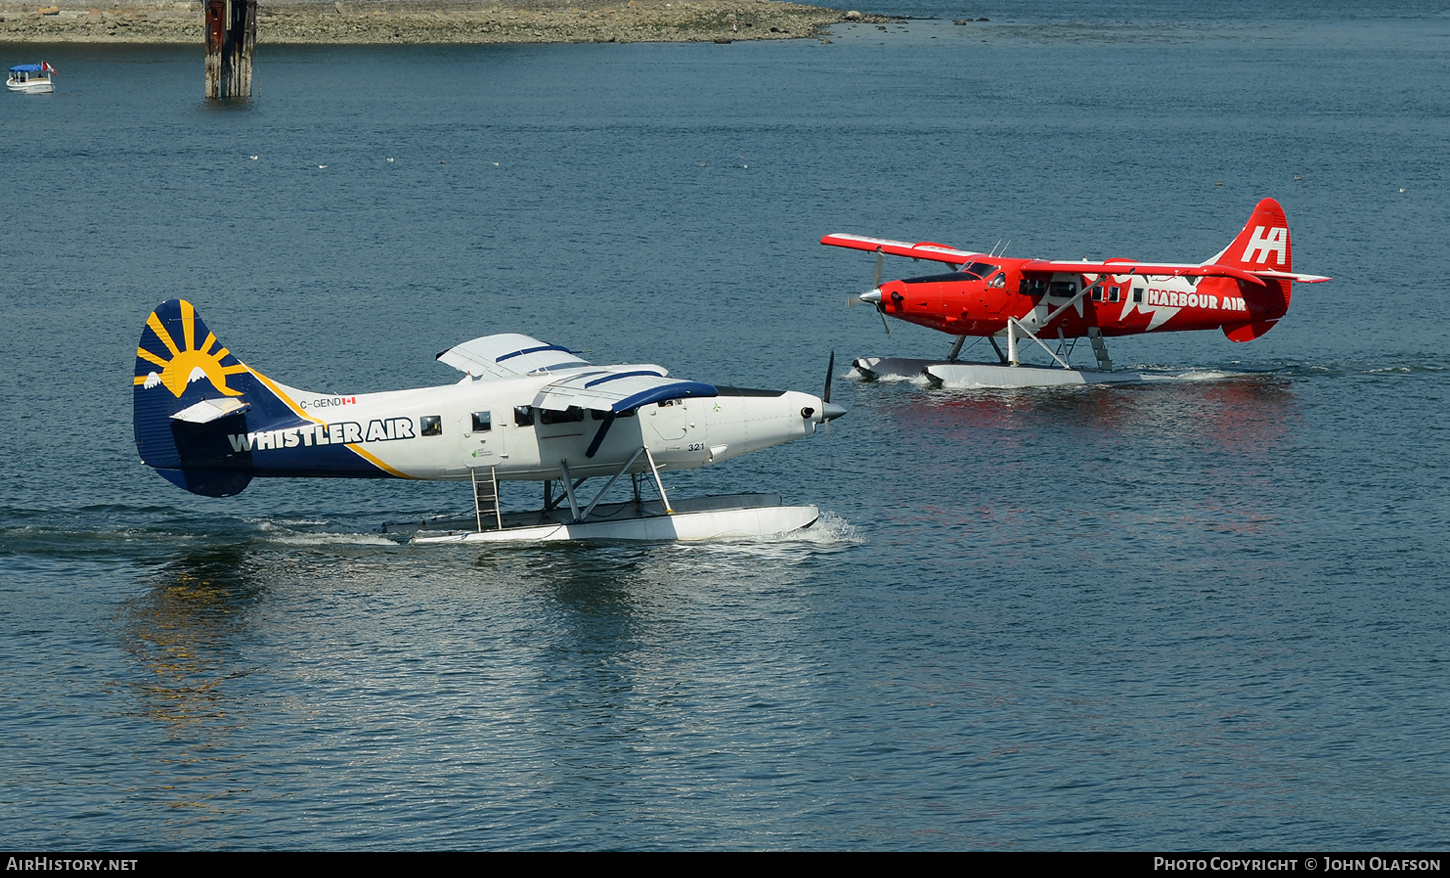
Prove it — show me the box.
[7,62,56,94]
[133,300,845,543]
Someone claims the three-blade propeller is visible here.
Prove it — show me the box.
[845,250,892,337]
[820,350,846,435]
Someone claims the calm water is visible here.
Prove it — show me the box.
[2,0,1448,850]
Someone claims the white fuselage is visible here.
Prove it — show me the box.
[244,370,830,482]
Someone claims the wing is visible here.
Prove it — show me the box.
[436,333,591,379]
[1019,259,1269,287]
[820,233,982,266]
[1022,260,1331,286]
[532,369,717,414]
[823,235,1332,286]
[437,333,715,414]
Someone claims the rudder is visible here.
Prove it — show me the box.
[1208,198,1295,340]
[133,299,257,496]
[1211,197,1294,274]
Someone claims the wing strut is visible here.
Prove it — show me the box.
[585,412,617,458]
[1039,282,1094,328]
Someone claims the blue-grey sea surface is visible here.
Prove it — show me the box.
[1,0,1447,850]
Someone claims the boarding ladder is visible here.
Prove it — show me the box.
[471,466,503,532]
[1087,326,1113,371]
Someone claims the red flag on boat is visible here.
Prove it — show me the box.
[41,62,55,73]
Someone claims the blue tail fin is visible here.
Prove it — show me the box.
[132,300,261,496]
[134,300,391,496]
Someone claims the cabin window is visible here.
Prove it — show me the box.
[1109,286,1121,303]
[1049,281,1076,297]
[514,406,534,427]
[540,406,585,425]
[1132,287,1145,304]
[1091,286,1103,302]
[988,272,1006,289]
[590,408,637,420]
[420,415,442,437]
[471,412,491,432]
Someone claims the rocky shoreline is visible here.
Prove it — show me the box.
[0,0,885,44]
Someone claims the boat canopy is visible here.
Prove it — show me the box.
[10,64,47,73]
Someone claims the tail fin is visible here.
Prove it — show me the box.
[1207,198,1294,342]
[133,300,283,496]
[134,300,390,496]
[1211,197,1294,274]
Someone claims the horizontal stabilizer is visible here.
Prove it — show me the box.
[1249,269,1332,284]
[171,397,251,424]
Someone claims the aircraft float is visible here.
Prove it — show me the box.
[822,197,1330,387]
[133,300,845,543]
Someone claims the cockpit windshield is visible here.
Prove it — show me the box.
[958,261,1000,280]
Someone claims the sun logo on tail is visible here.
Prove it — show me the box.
[134,300,247,398]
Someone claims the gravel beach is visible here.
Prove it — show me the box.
[0,0,880,44]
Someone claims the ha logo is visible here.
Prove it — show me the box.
[1242,226,1288,265]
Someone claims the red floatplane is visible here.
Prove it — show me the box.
[822,197,1330,387]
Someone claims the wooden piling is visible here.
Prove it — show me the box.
[205,0,256,99]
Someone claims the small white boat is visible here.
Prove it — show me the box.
[8,62,56,94]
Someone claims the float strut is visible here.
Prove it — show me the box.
[643,447,674,514]
[558,461,582,522]
[988,335,1006,364]
[580,447,645,522]
[946,335,967,363]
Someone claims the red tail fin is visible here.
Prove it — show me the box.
[1211,198,1294,339]
[1211,197,1293,273]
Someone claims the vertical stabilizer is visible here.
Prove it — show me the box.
[1211,197,1293,274]
[1207,198,1295,341]
[133,300,260,496]
[133,299,393,495]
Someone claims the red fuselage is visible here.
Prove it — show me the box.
[877,259,1291,341]
[827,197,1328,347]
